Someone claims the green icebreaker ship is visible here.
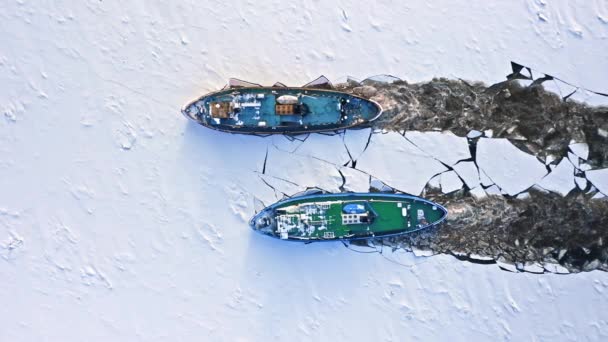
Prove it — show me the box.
[181,77,382,134]
[250,192,447,242]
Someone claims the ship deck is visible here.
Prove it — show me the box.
[273,194,445,240]
[194,88,380,131]
[212,90,343,127]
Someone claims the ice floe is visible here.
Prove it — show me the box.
[569,142,589,160]
[467,130,483,139]
[586,168,608,195]
[567,152,581,169]
[484,185,503,196]
[356,132,447,194]
[404,131,471,165]
[537,158,575,196]
[452,161,481,189]
[476,138,547,196]
[469,186,487,199]
[543,263,570,274]
[575,176,587,190]
[338,167,370,192]
[439,171,464,194]
[342,128,373,163]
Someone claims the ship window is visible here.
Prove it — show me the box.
[276,104,296,115]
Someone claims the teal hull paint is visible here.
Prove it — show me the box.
[182,87,382,135]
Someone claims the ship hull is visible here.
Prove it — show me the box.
[250,193,448,242]
[182,87,382,135]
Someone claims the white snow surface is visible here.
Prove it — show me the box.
[476,138,548,196]
[2,1,608,341]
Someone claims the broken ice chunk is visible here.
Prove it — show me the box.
[575,176,587,190]
[404,131,470,165]
[452,162,481,189]
[469,186,487,199]
[362,75,401,84]
[469,254,494,262]
[586,168,608,195]
[370,177,395,192]
[412,247,434,257]
[537,158,575,196]
[496,258,518,272]
[338,167,370,192]
[520,262,544,274]
[568,142,589,160]
[343,128,372,162]
[484,185,502,196]
[476,138,547,196]
[543,263,570,274]
[426,175,441,189]
[579,163,592,171]
[479,169,495,187]
[439,171,463,194]
[357,132,447,195]
[567,152,580,169]
[467,130,483,139]
[302,75,333,89]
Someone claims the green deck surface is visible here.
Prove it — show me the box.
[273,195,444,240]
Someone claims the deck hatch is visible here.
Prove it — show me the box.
[209,102,233,118]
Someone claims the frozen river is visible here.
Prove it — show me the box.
[2,1,608,340]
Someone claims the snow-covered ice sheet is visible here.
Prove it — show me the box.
[271,133,350,166]
[263,147,343,193]
[2,1,608,341]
